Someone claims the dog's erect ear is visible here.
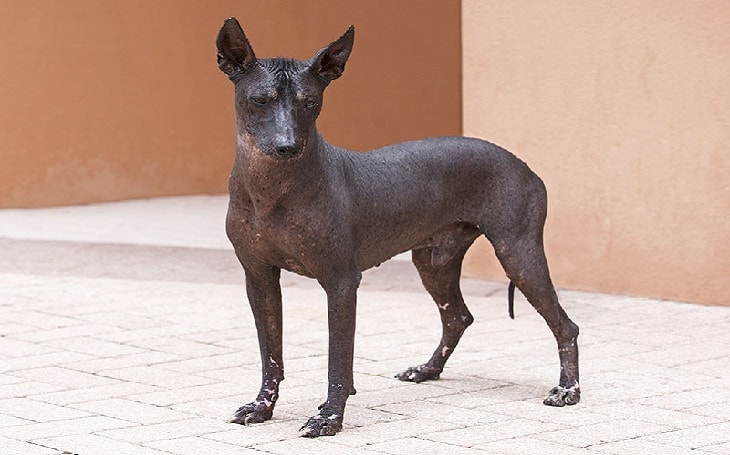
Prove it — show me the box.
[310,26,354,83]
[216,17,257,79]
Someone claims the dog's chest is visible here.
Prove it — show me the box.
[226,200,329,277]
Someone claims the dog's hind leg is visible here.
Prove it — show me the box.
[491,226,580,406]
[475,169,580,406]
[396,242,476,383]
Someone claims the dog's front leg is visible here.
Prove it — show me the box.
[300,272,359,437]
[230,264,284,425]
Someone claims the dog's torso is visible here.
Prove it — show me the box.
[226,135,541,279]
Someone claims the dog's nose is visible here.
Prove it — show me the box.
[275,144,301,159]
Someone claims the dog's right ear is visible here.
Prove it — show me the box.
[216,17,257,80]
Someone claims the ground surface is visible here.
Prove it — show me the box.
[0,196,728,454]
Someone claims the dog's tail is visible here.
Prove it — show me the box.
[508,281,516,319]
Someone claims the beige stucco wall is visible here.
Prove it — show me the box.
[462,0,729,305]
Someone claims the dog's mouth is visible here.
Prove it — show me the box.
[261,147,303,161]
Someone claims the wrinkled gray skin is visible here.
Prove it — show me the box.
[216,17,580,437]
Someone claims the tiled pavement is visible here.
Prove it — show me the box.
[0,196,728,454]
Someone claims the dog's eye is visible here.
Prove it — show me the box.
[250,96,268,106]
[304,99,318,108]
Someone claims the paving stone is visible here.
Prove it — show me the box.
[1,415,134,440]
[675,356,730,379]
[367,437,491,454]
[8,323,114,343]
[703,441,730,454]
[1,351,93,372]
[60,350,184,374]
[190,364,259,382]
[375,400,512,426]
[31,433,171,455]
[124,337,235,358]
[427,384,547,409]
[333,417,464,447]
[168,397,245,420]
[0,380,67,399]
[66,398,194,424]
[579,370,694,404]
[473,437,601,454]
[10,366,122,389]
[590,438,715,455]
[0,397,91,422]
[145,435,262,454]
[532,419,674,448]
[588,402,723,429]
[352,371,445,394]
[42,336,146,358]
[686,400,730,420]
[127,382,244,407]
[198,420,303,447]
[635,385,730,411]
[97,417,231,444]
[1,311,82,332]
[0,322,35,336]
[0,338,59,358]
[0,414,32,427]
[475,399,613,427]
[647,421,730,449]
[0,436,59,455]
[423,418,564,447]
[29,381,161,406]
[627,340,729,368]
[151,352,246,374]
[0,373,25,385]
[98,365,217,389]
[350,382,456,409]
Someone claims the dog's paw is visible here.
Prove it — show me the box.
[300,412,343,437]
[229,400,274,425]
[543,384,581,407]
[395,364,441,383]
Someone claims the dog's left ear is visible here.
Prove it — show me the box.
[310,26,355,83]
[216,17,257,80]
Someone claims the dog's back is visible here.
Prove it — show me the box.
[328,136,544,270]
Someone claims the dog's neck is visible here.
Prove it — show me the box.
[230,129,340,210]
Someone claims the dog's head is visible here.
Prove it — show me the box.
[216,17,354,161]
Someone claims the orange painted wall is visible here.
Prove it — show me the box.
[0,1,461,207]
[462,1,729,305]
[4,1,725,306]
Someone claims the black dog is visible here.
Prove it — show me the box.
[216,17,580,437]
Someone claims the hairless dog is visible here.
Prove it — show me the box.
[216,17,580,437]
